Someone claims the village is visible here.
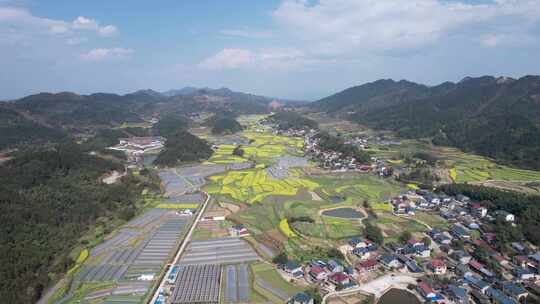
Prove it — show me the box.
[274,126,393,177]
[270,187,540,304]
[258,122,540,304]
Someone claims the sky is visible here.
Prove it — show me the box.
[1,0,540,100]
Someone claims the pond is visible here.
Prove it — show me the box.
[378,289,421,304]
[322,207,364,219]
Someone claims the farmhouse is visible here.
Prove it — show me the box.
[349,237,369,249]
[452,250,472,264]
[289,292,314,304]
[327,260,344,273]
[501,281,528,301]
[308,266,328,281]
[355,259,378,273]
[486,287,518,304]
[464,274,490,294]
[447,285,469,304]
[417,281,439,301]
[429,259,447,275]
[328,272,350,286]
[284,261,303,276]
[380,255,401,269]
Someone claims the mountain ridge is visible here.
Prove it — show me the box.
[310,75,540,169]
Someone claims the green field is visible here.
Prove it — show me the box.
[360,136,540,185]
[250,262,301,299]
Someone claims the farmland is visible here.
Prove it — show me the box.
[196,115,409,265]
[358,134,540,190]
[251,262,302,302]
[207,168,319,204]
[51,113,540,304]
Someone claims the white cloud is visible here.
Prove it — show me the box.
[220,28,273,39]
[81,47,133,61]
[199,49,255,69]
[199,48,310,70]
[0,6,119,44]
[72,16,118,37]
[98,24,118,37]
[272,0,540,54]
[481,32,535,48]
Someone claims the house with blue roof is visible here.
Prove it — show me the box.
[284,260,303,277]
[501,281,528,302]
[514,268,536,281]
[529,251,540,264]
[447,285,469,304]
[451,224,471,240]
[352,247,370,258]
[414,245,431,258]
[327,259,344,273]
[405,259,423,273]
[464,274,490,294]
[486,287,518,304]
[349,237,368,249]
[288,292,314,304]
[380,255,401,269]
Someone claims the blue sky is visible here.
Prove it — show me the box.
[1,0,539,100]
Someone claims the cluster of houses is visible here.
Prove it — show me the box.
[268,124,399,177]
[302,132,369,172]
[280,257,357,292]
[386,190,540,303]
[278,189,540,303]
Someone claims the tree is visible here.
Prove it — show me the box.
[154,130,213,166]
[327,248,344,260]
[304,288,322,304]
[399,231,412,243]
[364,221,384,245]
[362,200,370,209]
[422,236,432,247]
[232,145,245,157]
[272,251,288,265]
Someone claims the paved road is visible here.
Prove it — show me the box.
[147,191,211,304]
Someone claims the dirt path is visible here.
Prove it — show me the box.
[102,170,126,184]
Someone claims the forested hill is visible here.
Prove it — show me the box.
[0,142,149,303]
[153,130,213,166]
[311,75,540,169]
[0,88,279,150]
[204,114,243,135]
[267,111,319,130]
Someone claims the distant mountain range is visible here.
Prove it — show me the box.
[0,87,295,149]
[311,75,540,169]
